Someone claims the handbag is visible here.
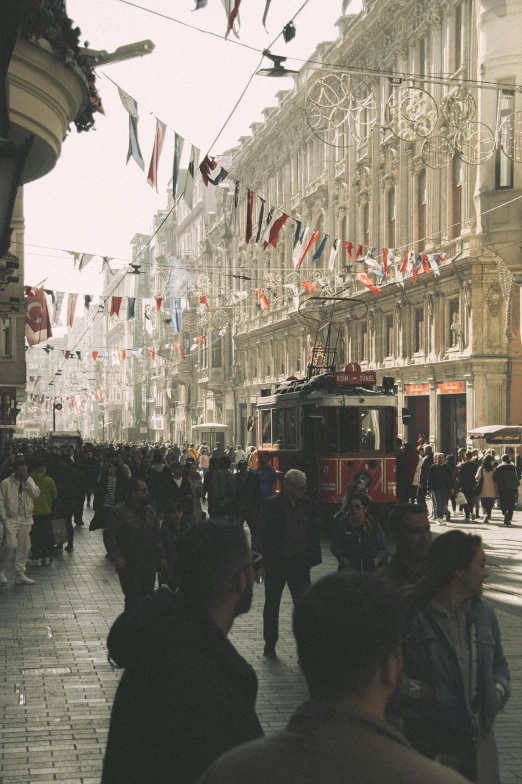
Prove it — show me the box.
[473,470,483,496]
[51,518,68,545]
[455,491,467,506]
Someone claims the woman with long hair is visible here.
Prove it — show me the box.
[475,455,496,524]
[428,452,452,525]
[403,531,510,783]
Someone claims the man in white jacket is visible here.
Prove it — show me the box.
[0,458,41,585]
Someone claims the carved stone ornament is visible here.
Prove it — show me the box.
[368,309,375,333]
[485,281,502,316]
[496,260,515,343]
[394,300,403,328]
[425,293,434,323]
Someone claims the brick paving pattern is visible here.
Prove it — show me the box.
[0,504,521,782]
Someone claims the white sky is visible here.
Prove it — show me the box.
[23,0,362,297]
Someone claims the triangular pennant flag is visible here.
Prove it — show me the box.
[196,335,206,343]
[355,244,364,261]
[76,351,82,360]
[208,165,228,186]
[78,253,93,271]
[199,155,218,186]
[148,346,155,361]
[298,229,320,268]
[344,241,354,260]
[174,341,185,358]
[184,145,200,209]
[118,88,145,171]
[130,349,142,359]
[110,296,122,317]
[155,297,163,311]
[245,189,255,244]
[328,239,339,271]
[430,254,443,276]
[92,351,99,361]
[311,234,328,264]
[101,257,114,277]
[44,289,55,304]
[199,296,210,311]
[66,293,78,327]
[172,132,184,198]
[253,288,272,311]
[65,350,71,359]
[264,213,289,250]
[255,197,266,243]
[147,119,167,191]
[301,280,320,297]
[232,180,240,233]
[382,248,393,278]
[224,0,242,39]
[121,349,127,361]
[356,272,382,295]
[127,297,136,320]
[293,220,303,248]
[420,253,431,274]
[293,226,310,269]
[84,294,92,310]
[67,251,81,269]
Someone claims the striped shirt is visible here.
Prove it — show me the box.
[104,477,117,507]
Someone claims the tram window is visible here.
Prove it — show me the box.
[262,410,272,445]
[361,409,381,451]
[339,408,360,452]
[324,409,339,454]
[273,409,284,446]
[285,408,297,448]
[384,407,396,453]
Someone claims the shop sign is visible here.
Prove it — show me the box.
[333,371,376,385]
[404,383,430,396]
[437,381,465,394]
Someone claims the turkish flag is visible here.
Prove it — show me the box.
[25,287,52,347]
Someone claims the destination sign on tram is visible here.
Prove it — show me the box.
[332,371,377,385]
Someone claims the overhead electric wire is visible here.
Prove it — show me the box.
[113,0,521,93]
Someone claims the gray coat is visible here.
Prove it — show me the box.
[197,702,468,784]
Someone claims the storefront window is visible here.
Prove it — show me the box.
[262,410,271,445]
[339,408,360,453]
[361,409,381,451]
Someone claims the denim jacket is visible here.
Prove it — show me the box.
[404,597,510,733]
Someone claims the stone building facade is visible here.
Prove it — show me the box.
[229,0,522,455]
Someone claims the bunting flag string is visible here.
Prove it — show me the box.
[118,87,145,171]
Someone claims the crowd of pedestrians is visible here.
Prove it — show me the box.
[0,435,517,783]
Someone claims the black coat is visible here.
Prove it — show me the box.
[254,493,322,570]
[458,461,478,492]
[493,463,520,493]
[102,591,263,784]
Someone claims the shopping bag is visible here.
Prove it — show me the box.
[52,518,68,545]
[455,491,467,506]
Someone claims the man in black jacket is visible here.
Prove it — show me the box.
[102,519,264,784]
[253,469,322,658]
[494,454,520,526]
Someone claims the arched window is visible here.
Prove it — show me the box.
[452,156,463,239]
[387,188,396,248]
[418,169,427,251]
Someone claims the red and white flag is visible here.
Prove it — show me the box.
[25,287,52,347]
[199,296,210,312]
[121,350,127,361]
[148,346,155,361]
[355,244,364,261]
[356,272,381,295]
[147,119,167,191]
[110,297,122,317]
[174,341,185,358]
[92,351,99,361]
[253,288,271,311]
[297,230,320,269]
[263,212,289,250]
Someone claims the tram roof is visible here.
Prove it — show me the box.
[256,372,396,409]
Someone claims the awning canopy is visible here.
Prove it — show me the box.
[468,425,522,443]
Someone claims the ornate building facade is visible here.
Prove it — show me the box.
[229,0,522,454]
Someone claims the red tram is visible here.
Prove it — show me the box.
[256,366,398,507]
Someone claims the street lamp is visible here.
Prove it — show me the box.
[81,40,155,67]
[0,136,33,257]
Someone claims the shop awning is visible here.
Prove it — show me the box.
[468,425,522,443]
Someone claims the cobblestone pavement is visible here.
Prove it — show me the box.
[1,504,522,783]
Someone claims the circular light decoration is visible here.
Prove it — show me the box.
[455,121,496,164]
[305,72,377,147]
[181,313,199,332]
[386,86,438,141]
[421,135,455,169]
[212,310,229,330]
[441,87,476,128]
[499,110,522,163]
